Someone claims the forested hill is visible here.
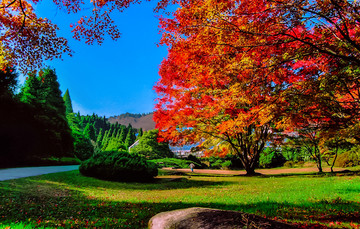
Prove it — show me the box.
[108,113,155,131]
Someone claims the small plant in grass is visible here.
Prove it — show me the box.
[79,150,158,182]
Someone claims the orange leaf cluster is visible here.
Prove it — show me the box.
[154,0,360,174]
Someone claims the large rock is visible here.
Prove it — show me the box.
[149,207,296,229]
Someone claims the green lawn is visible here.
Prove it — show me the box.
[0,169,359,228]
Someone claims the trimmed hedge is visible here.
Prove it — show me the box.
[79,151,158,182]
[149,158,202,169]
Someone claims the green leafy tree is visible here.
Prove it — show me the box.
[130,129,174,159]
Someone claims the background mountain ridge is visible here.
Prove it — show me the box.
[108,112,155,131]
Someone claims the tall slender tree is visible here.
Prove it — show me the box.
[63,89,74,114]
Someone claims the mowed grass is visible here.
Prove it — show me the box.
[0,169,360,228]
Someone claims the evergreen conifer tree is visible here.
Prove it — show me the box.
[19,73,42,105]
[40,68,66,115]
[125,128,135,149]
[63,89,73,114]
[138,128,143,138]
[119,126,127,143]
[83,123,96,141]
[19,68,73,158]
[101,130,110,151]
[96,128,104,145]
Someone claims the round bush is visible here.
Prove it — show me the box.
[334,151,360,168]
[259,151,287,168]
[79,150,158,182]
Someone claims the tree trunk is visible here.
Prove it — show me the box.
[244,166,257,176]
[331,146,338,173]
[316,148,323,173]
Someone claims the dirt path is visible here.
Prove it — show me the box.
[162,167,345,175]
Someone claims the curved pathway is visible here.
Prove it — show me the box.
[0,165,79,181]
[162,166,344,175]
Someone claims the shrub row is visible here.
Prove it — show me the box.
[149,158,203,169]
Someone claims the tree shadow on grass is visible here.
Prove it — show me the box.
[5,170,235,192]
[1,179,360,229]
[1,170,360,228]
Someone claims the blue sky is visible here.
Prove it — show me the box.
[31,1,172,117]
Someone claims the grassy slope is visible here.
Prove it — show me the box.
[0,169,359,228]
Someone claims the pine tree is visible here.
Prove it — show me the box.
[63,89,73,114]
[125,128,135,149]
[83,123,96,141]
[66,113,82,133]
[138,128,143,138]
[119,126,127,143]
[19,73,42,105]
[40,68,66,116]
[96,128,104,146]
[101,130,110,151]
[19,68,73,158]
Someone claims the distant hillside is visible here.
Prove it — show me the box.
[108,113,156,131]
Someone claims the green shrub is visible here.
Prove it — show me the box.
[284,161,295,168]
[221,160,232,169]
[259,149,287,168]
[130,129,174,159]
[334,151,360,168]
[149,158,202,169]
[42,157,80,165]
[211,159,224,169]
[202,156,243,170]
[79,151,158,182]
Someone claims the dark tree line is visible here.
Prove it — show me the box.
[0,66,153,167]
[65,103,139,160]
[110,112,153,120]
[0,67,73,167]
